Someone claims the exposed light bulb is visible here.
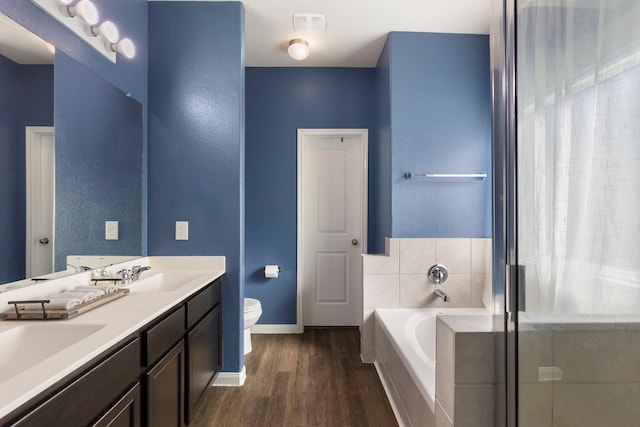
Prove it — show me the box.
[90,20,119,44]
[66,0,99,25]
[111,38,136,59]
[288,38,310,61]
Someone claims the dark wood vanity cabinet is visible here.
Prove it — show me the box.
[4,277,222,427]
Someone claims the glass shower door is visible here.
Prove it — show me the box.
[513,1,640,426]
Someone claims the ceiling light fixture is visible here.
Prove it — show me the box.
[288,38,310,61]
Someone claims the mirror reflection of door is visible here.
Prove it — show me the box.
[26,126,54,277]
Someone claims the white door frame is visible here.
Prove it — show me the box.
[296,128,368,332]
[26,126,55,277]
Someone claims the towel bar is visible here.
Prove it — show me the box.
[404,172,487,180]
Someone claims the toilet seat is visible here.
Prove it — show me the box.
[244,298,261,313]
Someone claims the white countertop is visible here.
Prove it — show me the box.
[0,256,225,421]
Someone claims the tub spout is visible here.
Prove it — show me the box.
[434,288,450,302]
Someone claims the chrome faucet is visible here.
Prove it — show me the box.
[117,265,151,285]
[434,288,450,302]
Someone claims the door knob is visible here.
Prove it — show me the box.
[351,239,359,246]
[39,237,49,244]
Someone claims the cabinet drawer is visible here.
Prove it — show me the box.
[14,338,140,427]
[145,306,186,366]
[186,279,221,329]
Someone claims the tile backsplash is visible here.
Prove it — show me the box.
[361,237,492,362]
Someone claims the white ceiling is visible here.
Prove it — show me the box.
[243,0,491,67]
[175,0,492,67]
[1,0,491,67]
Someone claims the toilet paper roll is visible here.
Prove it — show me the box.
[264,265,280,279]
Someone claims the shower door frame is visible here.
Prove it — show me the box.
[491,0,518,425]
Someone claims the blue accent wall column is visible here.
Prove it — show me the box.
[245,68,375,324]
[384,32,492,239]
[148,2,245,373]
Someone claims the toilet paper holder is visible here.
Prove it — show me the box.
[264,265,282,278]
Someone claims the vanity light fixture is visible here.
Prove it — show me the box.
[288,38,310,61]
[31,0,136,63]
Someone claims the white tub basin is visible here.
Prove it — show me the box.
[126,271,203,293]
[0,324,105,384]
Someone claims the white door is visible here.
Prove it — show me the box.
[26,126,54,277]
[298,129,367,327]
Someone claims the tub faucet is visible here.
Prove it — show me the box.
[434,288,450,302]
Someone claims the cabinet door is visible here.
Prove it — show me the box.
[145,341,185,427]
[186,304,220,424]
[92,382,141,427]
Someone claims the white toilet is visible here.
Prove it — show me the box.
[243,298,262,355]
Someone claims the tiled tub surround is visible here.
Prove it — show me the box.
[362,238,492,362]
[435,315,495,427]
[519,316,640,427]
[374,309,493,427]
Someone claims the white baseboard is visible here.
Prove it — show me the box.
[212,366,246,387]
[251,324,301,334]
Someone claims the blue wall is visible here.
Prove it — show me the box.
[55,52,143,270]
[385,32,492,239]
[245,67,375,324]
[148,2,245,372]
[0,55,53,283]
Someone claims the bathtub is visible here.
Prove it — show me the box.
[374,308,489,427]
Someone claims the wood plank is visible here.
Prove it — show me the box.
[189,328,398,427]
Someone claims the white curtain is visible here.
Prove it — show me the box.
[517,0,640,314]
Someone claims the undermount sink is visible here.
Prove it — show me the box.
[126,271,203,293]
[0,324,105,384]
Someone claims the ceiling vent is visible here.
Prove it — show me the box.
[293,13,326,33]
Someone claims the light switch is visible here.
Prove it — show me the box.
[175,221,189,240]
[105,221,119,240]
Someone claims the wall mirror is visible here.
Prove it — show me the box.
[0,12,143,286]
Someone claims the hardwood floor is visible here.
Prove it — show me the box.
[190,328,398,427]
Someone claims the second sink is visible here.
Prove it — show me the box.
[125,271,203,293]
